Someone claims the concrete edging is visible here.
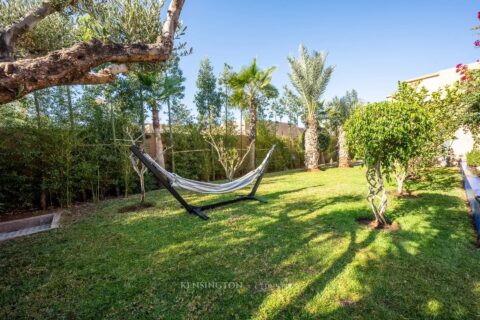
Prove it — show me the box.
[459,162,480,245]
[0,212,61,242]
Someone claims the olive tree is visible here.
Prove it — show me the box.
[0,0,185,105]
[345,101,430,227]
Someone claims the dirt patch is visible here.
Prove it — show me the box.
[339,299,356,307]
[118,202,155,213]
[387,191,419,198]
[356,217,400,232]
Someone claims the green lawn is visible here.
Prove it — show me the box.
[1,167,479,319]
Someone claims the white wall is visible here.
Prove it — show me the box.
[403,61,479,159]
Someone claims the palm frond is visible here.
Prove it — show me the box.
[287,44,335,117]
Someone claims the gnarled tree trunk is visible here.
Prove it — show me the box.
[338,125,350,168]
[248,96,256,170]
[304,115,319,170]
[0,0,185,105]
[366,161,388,227]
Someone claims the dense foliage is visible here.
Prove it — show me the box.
[345,101,431,226]
[466,149,480,167]
[391,82,462,166]
[345,101,431,171]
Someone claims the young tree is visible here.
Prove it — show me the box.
[194,57,222,179]
[345,102,430,227]
[228,59,278,170]
[203,126,253,181]
[287,45,334,170]
[280,86,303,127]
[194,57,222,128]
[218,63,234,139]
[327,90,359,168]
[126,129,148,203]
[0,0,185,105]
[391,81,462,193]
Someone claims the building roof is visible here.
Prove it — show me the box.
[403,61,480,92]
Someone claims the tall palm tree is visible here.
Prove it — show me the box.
[287,45,334,170]
[137,70,184,169]
[327,90,359,168]
[228,59,278,170]
[137,72,165,168]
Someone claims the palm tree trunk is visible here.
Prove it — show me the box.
[151,102,165,168]
[304,115,319,170]
[338,125,350,168]
[248,97,256,170]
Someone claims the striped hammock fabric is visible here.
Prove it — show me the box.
[142,145,276,194]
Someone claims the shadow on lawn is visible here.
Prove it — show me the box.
[1,169,479,319]
[259,191,480,319]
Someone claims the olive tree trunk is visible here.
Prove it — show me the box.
[0,0,185,105]
[338,125,350,168]
[366,161,388,227]
[304,115,319,170]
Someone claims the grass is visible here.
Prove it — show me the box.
[0,167,479,319]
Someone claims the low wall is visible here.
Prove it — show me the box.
[459,161,480,245]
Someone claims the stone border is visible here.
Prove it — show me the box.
[0,212,61,242]
[459,161,480,245]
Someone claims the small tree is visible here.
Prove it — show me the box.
[194,57,222,127]
[327,90,360,168]
[126,128,147,203]
[345,101,430,227]
[203,125,253,181]
[391,82,462,191]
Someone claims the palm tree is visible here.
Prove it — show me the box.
[287,45,334,170]
[136,69,184,169]
[137,72,166,168]
[228,59,278,170]
[327,90,359,168]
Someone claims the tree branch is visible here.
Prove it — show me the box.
[0,1,77,61]
[0,0,185,105]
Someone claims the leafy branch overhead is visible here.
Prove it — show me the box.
[0,0,186,105]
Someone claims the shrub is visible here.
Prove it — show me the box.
[466,149,480,167]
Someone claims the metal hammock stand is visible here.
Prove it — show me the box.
[129,145,275,220]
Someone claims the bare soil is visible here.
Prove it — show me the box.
[118,202,155,213]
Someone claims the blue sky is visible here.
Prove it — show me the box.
[177,0,479,116]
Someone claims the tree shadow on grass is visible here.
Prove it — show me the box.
[1,169,478,319]
[262,183,480,319]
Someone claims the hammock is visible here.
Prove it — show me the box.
[130,145,276,220]
[142,146,275,194]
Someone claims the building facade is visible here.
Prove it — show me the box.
[402,62,479,160]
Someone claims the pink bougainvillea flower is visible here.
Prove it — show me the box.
[475,40,480,47]
[461,75,468,81]
[477,11,480,19]
[456,63,463,68]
